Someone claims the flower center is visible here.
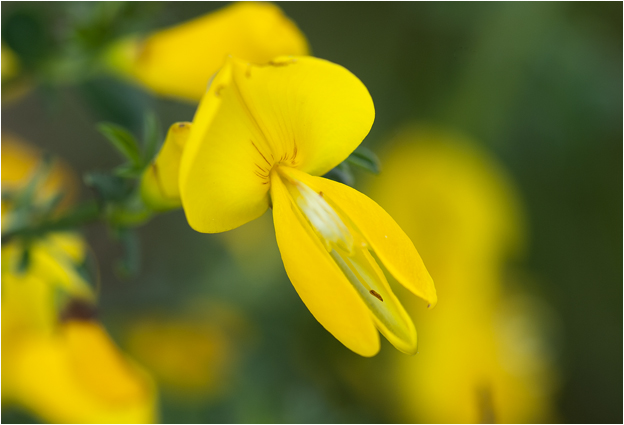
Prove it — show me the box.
[286,175,354,254]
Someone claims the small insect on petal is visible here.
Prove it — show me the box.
[370,289,384,302]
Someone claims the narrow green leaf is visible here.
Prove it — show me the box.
[84,171,133,202]
[97,122,142,166]
[323,162,355,187]
[346,146,381,174]
[113,163,143,179]
[1,202,100,247]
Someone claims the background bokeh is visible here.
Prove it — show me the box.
[2,2,621,423]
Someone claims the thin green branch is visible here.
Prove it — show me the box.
[1,201,101,246]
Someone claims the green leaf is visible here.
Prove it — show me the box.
[113,163,143,179]
[97,122,142,166]
[346,146,381,174]
[323,162,355,187]
[84,171,133,202]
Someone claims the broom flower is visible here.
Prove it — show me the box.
[178,56,436,357]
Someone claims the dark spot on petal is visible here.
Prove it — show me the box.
[370,290,383,302]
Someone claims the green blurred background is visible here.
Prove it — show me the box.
[2,2,621,423]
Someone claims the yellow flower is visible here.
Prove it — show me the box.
[368,128,558,423]
[1,137,158,424]
[176,56,436,357]
[106,2,309,102]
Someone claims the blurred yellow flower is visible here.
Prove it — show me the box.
[1,44,31,103]
[125,302,249,400]
[1,136,158,424]
[106,2,309,102]
[177,56,435,357]
[368,127,558,423]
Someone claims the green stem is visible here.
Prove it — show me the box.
[1,201,101,246]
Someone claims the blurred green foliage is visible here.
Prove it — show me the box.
[2,2,621,423]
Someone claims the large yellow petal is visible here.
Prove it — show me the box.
[288,168,437,308]
[227,55,375,176]
[179,56,374,232]
[106,2,309,101]
[270,170,379,357]
[179,60,271,233]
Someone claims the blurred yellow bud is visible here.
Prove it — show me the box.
[124,301,250,401]
[140,121,192,211]
[126,319,230,398]
[1,43,20,83]
[1,232,94,301]
[106,2,309,101]
[1,44,31,103]
[1,133,78,221]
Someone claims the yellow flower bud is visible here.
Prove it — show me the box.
[140,121,192,211]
